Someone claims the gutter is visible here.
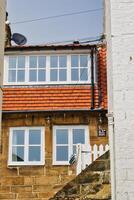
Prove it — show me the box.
[2,108,107,114]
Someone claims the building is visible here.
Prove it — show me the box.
[0,43,108,199]
[0,0,6,151]
[105,0,134,199]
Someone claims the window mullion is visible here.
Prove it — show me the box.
[26,56,29,84]
[69,127,72,161]
[68,55,71,82]
[46,55,50,83]
[25,128,28,164]
[37,56,39,82]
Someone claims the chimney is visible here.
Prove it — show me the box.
[5,12,12,47]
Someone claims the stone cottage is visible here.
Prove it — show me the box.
[0,42,108,199]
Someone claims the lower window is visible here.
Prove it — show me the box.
[53,125,89,165]
[8,127,44,166]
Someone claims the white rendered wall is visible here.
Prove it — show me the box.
[105,0,134,199]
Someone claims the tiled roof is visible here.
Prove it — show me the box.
[3,86,99,112]
[2,46,107,112]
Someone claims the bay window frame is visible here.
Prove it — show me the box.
[4,53,95,85]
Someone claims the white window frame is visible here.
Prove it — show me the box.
[4,53,94,85]
[53,125,89,165]
[8,127,45,166]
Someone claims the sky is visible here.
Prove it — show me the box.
[7,0,103,45]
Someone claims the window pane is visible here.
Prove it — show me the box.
[59,69,67,81]
[50,56,58,68]
[8,70,16,82]
[9,57,16,68]
[29,146,40,161]
[73,129,85,144]
[13,130,24,145]
[73,145,76,154]
[56,129,68,144]
[38,70,46,81]
[38,56,46,68]
[12,147,24,162]
[29,70,37,81]
[59,56,67,68]
[80,68,88,81]
[29,56,37,68]
[71,69,79,81]
[80,55,88,67]
[17,70,25,82]
[50,69,58,81]
[18,56,25,68]
[71,55,78,67]
[56,146,68,161]
[29,130,41,145]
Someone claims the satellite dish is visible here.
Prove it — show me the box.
[12,33,27,46]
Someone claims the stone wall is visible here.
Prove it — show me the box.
[0,111,108,199]
[106,0,134,199]
[50,151,111,200]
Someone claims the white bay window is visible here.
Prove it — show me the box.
[8,127,45,166]
[53,125,89,165]
[5,54,93,85]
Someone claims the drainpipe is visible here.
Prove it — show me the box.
[91,47,95,109]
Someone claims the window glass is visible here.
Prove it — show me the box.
[29,130,41,145]
[80,55,88,67]
[9,127,44,165]
[80,68,88,81]
[12,147,24,162]
[73,129,85,144]
[17,70,25,82]
[50,56,58,68]
[56,129,68,144]
[8,70,16,82]
[29,70,37,82]
[71,55,78,67]
[38,56,46,68]
[59,69,66,81]
[59,56,67,68]
[13,130,24,145]
[56,146,68,161]
[29,146,40,161]
[50,69,58,81]
[54,126,88,164]
[71,69,79,81]
[18,56,25,68]
[29,56,37,68]
[9,57,16,68]
[38,70,46,81]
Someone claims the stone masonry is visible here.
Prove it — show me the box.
[0,111,108,200]
[106,0,134,199]
[50,151,111,200]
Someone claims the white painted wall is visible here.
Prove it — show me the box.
[105,0,134,199]
[0,0,6,148]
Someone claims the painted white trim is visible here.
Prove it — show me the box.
[4,54,92,85]
[53,125,89,165]
[8,126,45,166]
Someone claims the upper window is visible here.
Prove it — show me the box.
[71,55,88,81]
[4,54,93,85]
[8,56,25,82]
[53,125,89,165]
[8,127,44,166]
